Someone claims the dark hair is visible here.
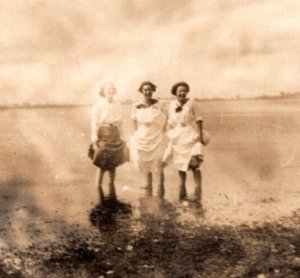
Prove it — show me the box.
[138,81,157,93]
[99,82,115,97]
[171,82,190,96]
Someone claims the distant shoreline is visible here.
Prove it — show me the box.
[0,104,92,110]
[1,94,300,110]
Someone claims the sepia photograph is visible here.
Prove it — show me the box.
[0,0,299,277]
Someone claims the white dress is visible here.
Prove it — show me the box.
[130,100,167,172]
[163,99,203,172]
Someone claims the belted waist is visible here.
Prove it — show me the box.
[99,123,119,128]
[174,123,195,128]
[141,122,152,127]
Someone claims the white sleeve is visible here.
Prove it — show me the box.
[162,142,173,163]
[91,103,100,142]
[160,101,168,116]
[191,100,203,122]
[131,104,137,120]
[167,102,174,125]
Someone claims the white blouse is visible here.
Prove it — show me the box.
[164,99,203,171]
[91,97,122,142]
[131,100,166,126]
[167,99,202,128]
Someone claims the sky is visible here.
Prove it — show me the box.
[1,0,300,104]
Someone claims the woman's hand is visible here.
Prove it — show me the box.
[200,136,207,146]
[93,140,99,149]
[200,130,210,146]
[196,120,207,145]
[160,161,168,168]
[165,123,173,132]
[133,120,137,132]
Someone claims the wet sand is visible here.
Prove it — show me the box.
[0,100,299,277]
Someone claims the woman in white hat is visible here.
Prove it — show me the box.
[131,81,167,198]
[162,82,208,208]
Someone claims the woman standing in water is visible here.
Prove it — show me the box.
[131,81,167,198]
[162,82,207,208]
[90,82,128,201]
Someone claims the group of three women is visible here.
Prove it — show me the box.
[90,81,207,209]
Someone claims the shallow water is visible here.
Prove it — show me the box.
[0,101,299,249]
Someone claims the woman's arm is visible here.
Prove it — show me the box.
[133,119,137,131]
[116,119,123,139]
[91,104,100,145]
[131,104,138,132]
[161,101,169,132]
[191,101,206,145]
[196,120,205,145]
[165,123,173,132]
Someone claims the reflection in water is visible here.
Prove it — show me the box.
[88,192,205,276]
[138,196,177,219]
[89,197,132,233]
[177,199,205,218]
[89,192,205,237]
[87,195,212,276]
[140,171,205,218]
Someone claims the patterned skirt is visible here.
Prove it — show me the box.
[88,126,129,170]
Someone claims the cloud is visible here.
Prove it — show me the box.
[1,0,300,103]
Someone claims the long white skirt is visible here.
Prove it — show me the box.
[164,125,203,172]
[130,124,165,172]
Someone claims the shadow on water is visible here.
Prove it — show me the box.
[89,197,132,234]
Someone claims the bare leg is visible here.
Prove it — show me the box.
[145,172,153,196]
[98,169,105,201]
[193,169,202,208]
[178,171,187,201]
[108,168,117,199]
[157,169,165,200]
